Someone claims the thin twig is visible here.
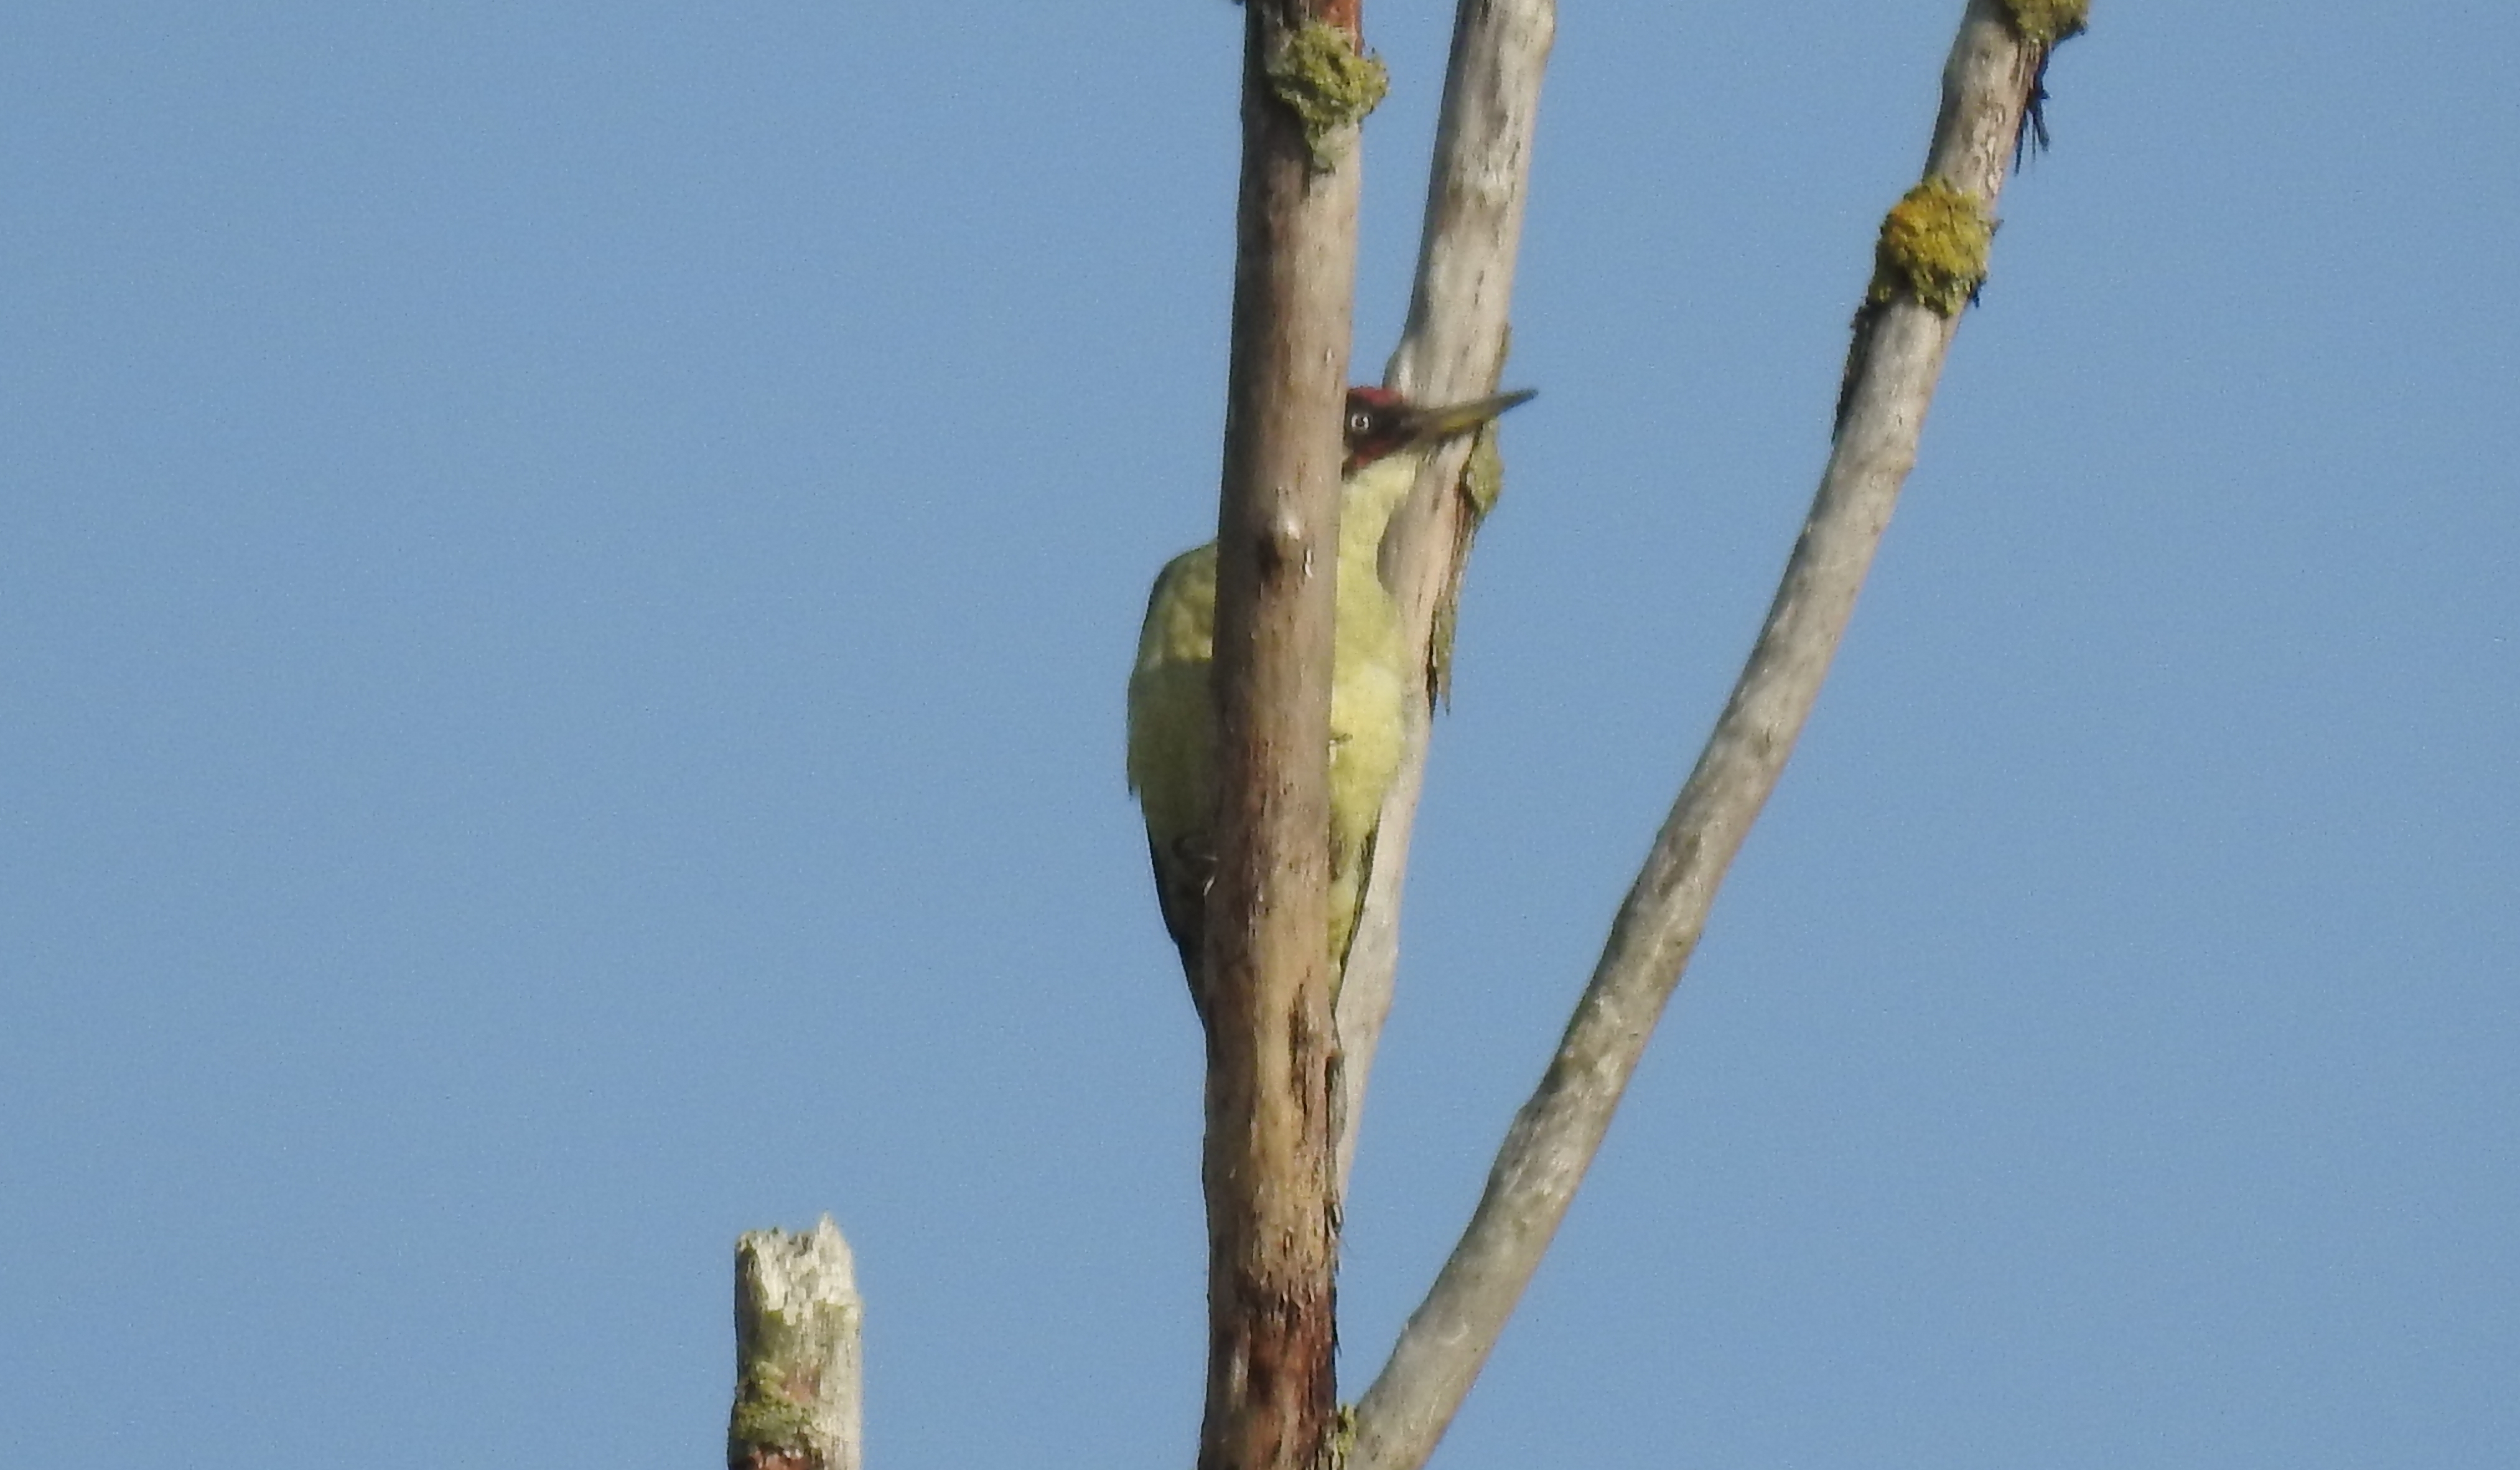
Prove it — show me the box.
[1334,0,1557,1200]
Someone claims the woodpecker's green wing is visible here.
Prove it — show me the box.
[1125,528,1400,998]
[1127,541,1220,994]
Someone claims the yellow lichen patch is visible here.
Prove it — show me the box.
[1266,21,1389,172]
[1867,179,1995,317]
[1325,1402,1360,1469]
[1997,0,2090,47]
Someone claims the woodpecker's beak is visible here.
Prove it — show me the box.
[1400,388,1537,446]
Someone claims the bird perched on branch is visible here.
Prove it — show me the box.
[1127,385,1536,1011]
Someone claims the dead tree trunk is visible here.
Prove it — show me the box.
[1197,4,1376,1470]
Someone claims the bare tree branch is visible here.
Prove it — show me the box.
[1345,6,2081,1466]
[1199,2,1376,1468]
[1333,0,1557,1199]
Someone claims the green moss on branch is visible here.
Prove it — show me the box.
[1266,21,1388,172]
[729,1360,823,1457]
[1996,0,2090,48]
[1866,180,1994,317]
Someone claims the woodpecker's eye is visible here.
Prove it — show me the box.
[1347,409,1374,438]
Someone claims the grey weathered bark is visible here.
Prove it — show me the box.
[1343,5,2084,1468]
[1198,2,1374,1469]
[1332,0,1556,1199]
[729,1217,862,1470]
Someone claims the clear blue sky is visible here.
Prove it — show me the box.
[5,4,2514,1466]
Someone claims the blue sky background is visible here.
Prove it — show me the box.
[5,3,2514,1466]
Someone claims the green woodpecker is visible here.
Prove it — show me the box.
[1126,385,1536,1008]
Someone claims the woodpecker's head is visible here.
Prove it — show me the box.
[1342,385,1538,474]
